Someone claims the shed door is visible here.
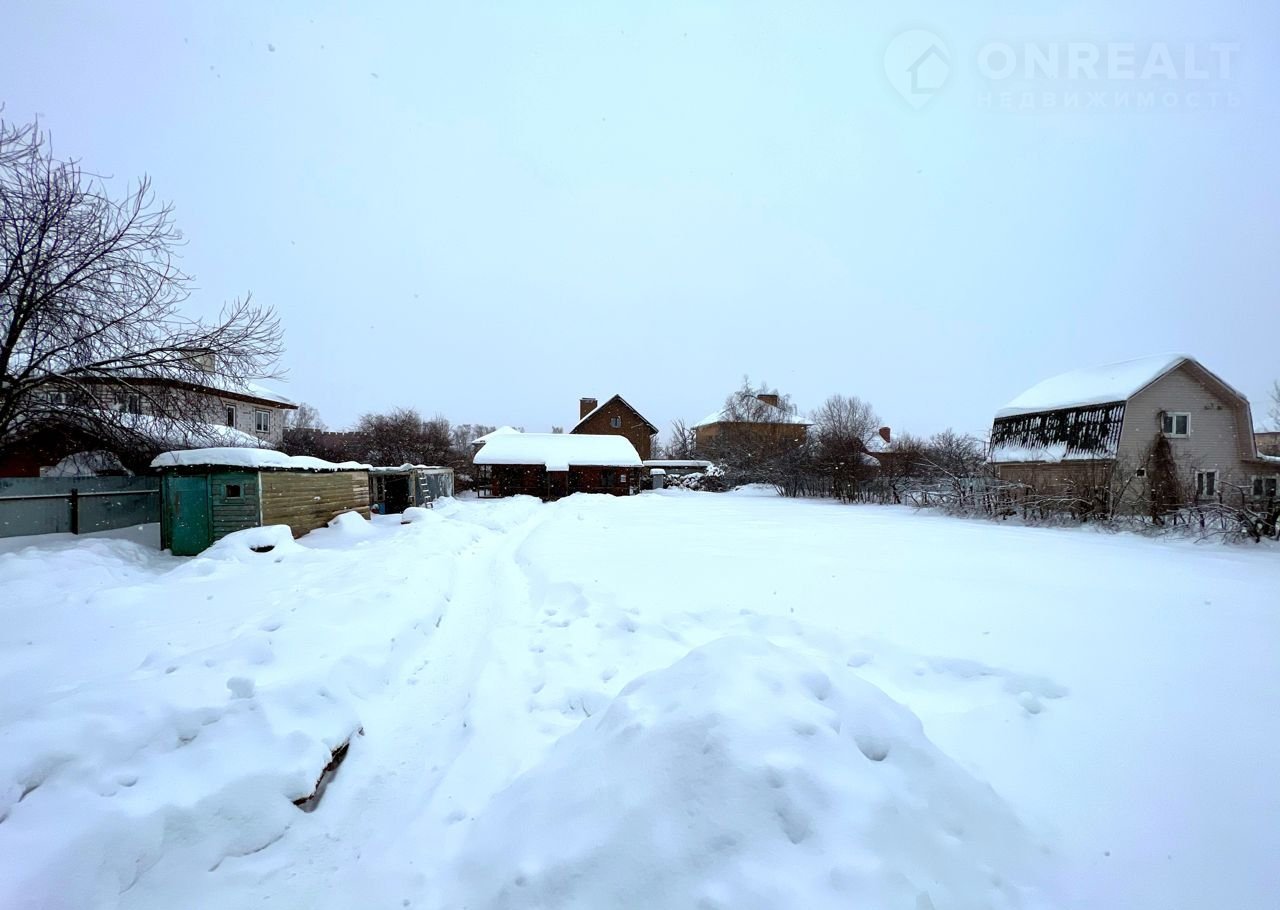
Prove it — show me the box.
[166,475,211,556]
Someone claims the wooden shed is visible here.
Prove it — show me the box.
[474,433,643,501]
[151,447,371,555]
[369,465,455,513]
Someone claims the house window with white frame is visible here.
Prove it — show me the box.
[1195,470,1217,497]
[1252,476,1278,499]
[226,405,236,427]
[1162,412,1189,437]
[255,409,271,433]
[610,416,622,428]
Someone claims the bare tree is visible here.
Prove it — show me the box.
[661,418,697,460]
[0,119,282,468]
[280,402,327,457]
[350,408,450,466]
[1269,379,1280,430]
[701,377,809,489]
[810,394,879,501]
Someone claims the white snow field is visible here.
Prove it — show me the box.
[1,492,1276,910]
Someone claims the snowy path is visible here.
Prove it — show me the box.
[2,492,1278,910]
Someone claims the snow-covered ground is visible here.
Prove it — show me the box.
[1,492,1276,909]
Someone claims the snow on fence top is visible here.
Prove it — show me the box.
[473,433,643,471]
[643,460,713,468]
[151,447,371,472]
[996,353,1193,418]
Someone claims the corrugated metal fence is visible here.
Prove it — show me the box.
[0,476,160,539]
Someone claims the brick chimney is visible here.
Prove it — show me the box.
[878,426,891,444]
[756,393,780,409]
[580,397,598,419]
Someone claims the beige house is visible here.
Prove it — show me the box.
[989,353,1280,510]
[2,375,296,477]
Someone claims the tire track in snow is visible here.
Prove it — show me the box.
[201,500,555,909]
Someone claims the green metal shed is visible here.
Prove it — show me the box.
[152,448,371,555]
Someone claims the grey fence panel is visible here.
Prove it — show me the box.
[0,476,160,539]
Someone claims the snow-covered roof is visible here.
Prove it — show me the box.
[472,426,521,445]
[368,464,452,473]
[473,433,643,471]
[234,380,296,407]
[572,395,658,434]
[152,448,370,471]
[996,353,1202,418]
[694,406,810,428]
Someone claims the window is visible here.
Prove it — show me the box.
[255,409,270,433]
[49,390,67,406]
[1161,412,1189,436]
[1195,470,1217,497]
[125,394,142,415]
[619,472,627,484]
[1252,476,1278,498]
[610,416,622,428]
[225,484,242,499]
[226,405,236,427]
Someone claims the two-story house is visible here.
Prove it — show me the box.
[989,353,1279,510]
[0,372,296,477]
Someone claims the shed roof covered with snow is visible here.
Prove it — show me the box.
[473,433,642,472]
[151,448,371,472]
[471,426,521,446]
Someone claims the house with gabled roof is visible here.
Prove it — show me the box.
[572,395,658,461]
[989,353,1279,510]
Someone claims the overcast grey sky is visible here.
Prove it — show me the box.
[4,2,1278,438]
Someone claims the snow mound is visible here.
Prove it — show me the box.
[399,506,436,524]
[326,510,374,537]
[199,525,306,561]
[448,637,1049,910]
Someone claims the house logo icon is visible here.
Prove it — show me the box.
[884,30,951,109]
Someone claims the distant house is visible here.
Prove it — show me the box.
[989,353,1279,509]
[572,395,658,461]
[1257,431,1280,458]
[474,433,643,501]
[694,393,810,455]
[0,374,296,477]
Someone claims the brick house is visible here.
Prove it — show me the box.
[693,393,810,455]
[571,395,658,461]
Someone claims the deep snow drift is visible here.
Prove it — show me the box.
[448,637,1048,910]
[0,492,1276,910]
